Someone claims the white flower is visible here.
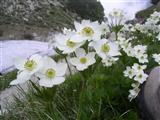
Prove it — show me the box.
[123,67,135,79]
[124,64,148,84]
[153,53,160,65]
[134,71,148,84]
[74,20,101,41]
[132,63,147,73]
[134,45,147,55]
[123,45,135,57]
[108,9,124,19]
[63,27,73,34]
[136,54,148,63]
[10,54,43,85]
[107,9,125,26]
[55,32,84,54]
[131,82,140,88]
[69,48,96,71]
[100,22,110,36]
[128,87,140,101]
[37,56,67,87]
[102,57,119,67]
[128,82,140,101]
[89,39,121,59]
[130,45,148,63]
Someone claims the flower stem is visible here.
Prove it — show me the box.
[64,56,72,76]
[76,72,86,120]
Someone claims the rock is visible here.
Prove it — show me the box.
[139,67,160,120]
[151,0,160,5]
[136,1,160,19]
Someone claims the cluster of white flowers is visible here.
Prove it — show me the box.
[153,54,160,65]
[54,19,121,71]
[117,36,148,64]
[10,54,67,87]
[134,11,160,39]
[124,63,148,101]
[10,10,160,101]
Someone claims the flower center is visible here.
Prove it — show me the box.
[113,11,118,16]
[82,27,94,36]
[24,60,37,71]
[138,74,142,78]
[138,66,141,70]
[46,68,56,79]
[129,70,132,75]
[80,57,87,64]
[102,43,110,53]
[67,39,76,48]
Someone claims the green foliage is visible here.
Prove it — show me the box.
[66,0,104,22]
[1,61,140,120]
[0,70,17,91]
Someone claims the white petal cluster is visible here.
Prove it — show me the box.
[54,19,121,71]
[89,39,121,59]
[100,22,110,36]
[153,54,160,65]
[10,55,67,87]
[117,36,148,63]
[74,20,102,41]
[102,57,119,67]
[134,11,160,34]
[10,10,160,101]
[55,32,85,54]
[133,45,148,63]
[37,56,67,87]
[128,83,140,101]
[107,9,125,26]
[69,48,96,71]
[124,63,148,100]
[10,54,43,85]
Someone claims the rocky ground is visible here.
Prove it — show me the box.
[0,0,79,40]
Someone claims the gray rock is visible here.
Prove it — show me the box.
[139,66,160,120]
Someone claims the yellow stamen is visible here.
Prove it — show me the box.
[67,39,76,48]
[46,68,56,79]
[101,43,110,53]
[24,60,37,71]
[80,57,87,64]
[81,27,94,36]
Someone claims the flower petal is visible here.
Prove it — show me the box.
[52,77,65,85]
[39,79,54,87]
[10,70,31,85]
[75,48,86,57]
[43,56,56,69]
[56,63,67,76]
[69,58,79,66]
